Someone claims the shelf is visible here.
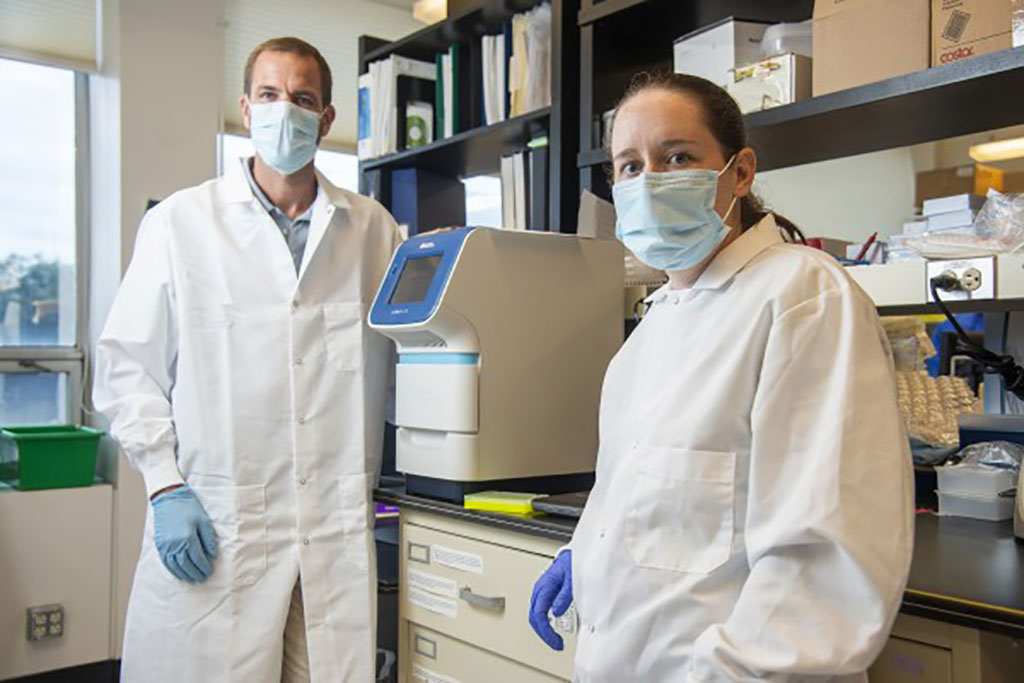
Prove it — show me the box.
[578,0,650,25]
[359,107,551,177]
[877,299,1024,317]
[578,47,1024,172]
[362,0,544,66]
[750,47,1024,171]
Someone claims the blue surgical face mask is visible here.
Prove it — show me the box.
[248,100,323,175]
[613,156,738,271]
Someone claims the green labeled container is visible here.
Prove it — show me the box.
[0,425,104,490]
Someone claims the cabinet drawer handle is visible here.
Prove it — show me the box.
[459,586,506,612]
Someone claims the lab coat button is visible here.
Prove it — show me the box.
[588,624,595,633]
[297,416,307,425]
[599,528,606,538]
[294,357,303,366]
[301,537,310,546]
[298,477,307,486]
[291,300,300,310]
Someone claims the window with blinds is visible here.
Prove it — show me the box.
[0,0,97,72]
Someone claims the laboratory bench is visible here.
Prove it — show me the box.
[376,486,1024,683]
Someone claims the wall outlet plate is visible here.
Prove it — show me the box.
[926,257,995,302]
[26,604,64,642]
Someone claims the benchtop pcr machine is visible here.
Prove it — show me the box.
[369,227,623,502]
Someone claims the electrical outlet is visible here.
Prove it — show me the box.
[926,258,995,302]
[26,604,64,642]
[961,267,983,291]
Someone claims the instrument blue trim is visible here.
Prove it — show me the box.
[370,227,475,327]
[398,353,480,365]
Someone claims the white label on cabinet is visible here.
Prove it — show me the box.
[409,587,458,619]
[408,568,458,598]
[412,664,461,683]
[432,544,484,574]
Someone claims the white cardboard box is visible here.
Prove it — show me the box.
[727,53,812,113]
[673,18,770,88]
[847,262,927,306]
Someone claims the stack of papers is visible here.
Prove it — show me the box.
[508,3,552,118]
[481,34,507,126]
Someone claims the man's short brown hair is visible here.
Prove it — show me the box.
[243,37,333,106]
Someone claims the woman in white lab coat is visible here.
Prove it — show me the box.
[529,73,914,682]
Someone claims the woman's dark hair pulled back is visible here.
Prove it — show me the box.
[609,71,804,243]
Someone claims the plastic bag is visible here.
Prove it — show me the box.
[903,191,1024,258]
[973,190,1024,252]
[881,317,935,371]
[954,441,1024,472]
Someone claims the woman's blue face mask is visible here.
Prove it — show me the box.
[613,155,738,272]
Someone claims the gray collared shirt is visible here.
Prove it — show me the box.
[243,158,315,274]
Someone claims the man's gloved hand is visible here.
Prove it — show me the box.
[151,486,219,584]
[529,549,573,650]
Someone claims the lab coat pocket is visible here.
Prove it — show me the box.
[625,446,736,575]
[191,484,269,589]
[338,473,373,571]
[322,302,364,372]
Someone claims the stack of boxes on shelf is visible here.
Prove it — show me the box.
[669,2,1024,117]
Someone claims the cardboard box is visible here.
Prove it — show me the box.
[812,0,930,96]
[673,18,770,89]
[933,0,1014,66]
[915,164,1005,207]
[727,53,812,113]
[1006,171,1024,192]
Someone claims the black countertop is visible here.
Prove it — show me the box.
[376,488,1024,638]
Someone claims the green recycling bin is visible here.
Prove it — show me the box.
[0,425,104,490]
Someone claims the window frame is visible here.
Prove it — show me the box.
[0,69,89,425]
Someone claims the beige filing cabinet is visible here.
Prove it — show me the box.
[869,614,1023,683]
[398,509,575,683]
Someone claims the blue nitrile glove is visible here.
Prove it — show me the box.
[151,486,219,584]
[529,549,573,651]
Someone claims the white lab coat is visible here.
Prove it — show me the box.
[569,215,913,682]
[94,158,401,682]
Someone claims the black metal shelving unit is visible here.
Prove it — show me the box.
[577,46,1024,175]
[358,0,580,232]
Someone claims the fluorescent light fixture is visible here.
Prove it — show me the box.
[969,137,1024,162]
[413,0,447,24]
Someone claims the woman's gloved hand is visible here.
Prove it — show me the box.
[151,486,219,583]
[529,549,573,650]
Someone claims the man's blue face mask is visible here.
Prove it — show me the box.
[248,100,323,176]
[613,155,738,272]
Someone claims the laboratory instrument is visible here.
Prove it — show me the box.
[369,227,623,501]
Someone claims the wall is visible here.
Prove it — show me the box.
[88,0,226,661]
[754,148,918,243]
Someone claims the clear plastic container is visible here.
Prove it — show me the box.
[937,490,1014,521]
[936,464,1017,497]
[761,20,812,59]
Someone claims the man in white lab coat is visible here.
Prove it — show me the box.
[94,37,401,682]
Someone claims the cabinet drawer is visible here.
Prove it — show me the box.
[868,636,952,683]
[407,622,565,683]
[401,520,575,679]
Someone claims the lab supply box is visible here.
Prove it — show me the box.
[936,463,1017,497]
[812,0,931,96]
[937,489,1015,520]
[727,53,812,113]
[0,425,103,490]
[673,18,771,89]
[932,0,1017,67]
